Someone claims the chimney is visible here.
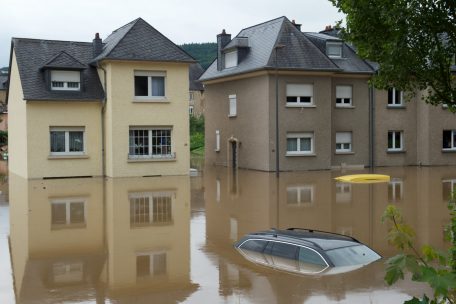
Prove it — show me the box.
[92,33,103,58]
[217,29,231,71]
[292,19,302,31]
[324,25,332,31]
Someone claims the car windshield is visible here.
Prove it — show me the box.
[325,244,381,267]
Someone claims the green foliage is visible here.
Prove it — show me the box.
[330,0,456,111]
[189,115,204,152]
[180,43,217,69]
[0,130,7,148]
[382,202,456,303]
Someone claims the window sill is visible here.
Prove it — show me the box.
[286,153,316,157]
[48,154,89,160]
[335,151,355,155]
[442,149,456,153]
[51,223,87,230]
[335,105,355,109]
[228,114,237,118]
[286,104,316,108]
[387,105,406,109]
[128,155,177,162]
[386,150,406,154]
[133,98,169,103]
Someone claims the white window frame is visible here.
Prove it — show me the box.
[286,132,314,156]
[129,191,174,227]
[49,127,86,156]
[286,84,314,107]
[287,185,315,206]
[52,262,84,284]
[216,178,221,202]
[387,88,404,107]
[50,70,80,91]
[443,130,456,151]
[336,182,352,204]
[50,197,87,228]
[326,42,343,58]
[388,178,404,202]
[189,91,194,101]
[128,127,175,159]
[442,179,456,200]
[224,50,238,69]
[189,106,194,115]
[136,250,167,277]
[388,131,404,151]
[228,94,237,117]
[335,85,352,107]
[134,70,166,100]
[335,132,352,153]
[215,130,220,152]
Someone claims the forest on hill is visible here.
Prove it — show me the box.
[180,43,217,69]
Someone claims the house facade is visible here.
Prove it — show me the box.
[8,18,194,179]
[0,73,7,131]
[199,17,456,171]
[189,63,205,117]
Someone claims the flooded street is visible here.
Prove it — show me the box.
[1,161,455,303]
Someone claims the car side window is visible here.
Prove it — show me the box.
[240,240,268,252]
[299,247,327,266]
[271,242,298,260]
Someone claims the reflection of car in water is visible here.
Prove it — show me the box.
[234,228,381,275]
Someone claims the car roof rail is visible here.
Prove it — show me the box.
[286,228,360,243]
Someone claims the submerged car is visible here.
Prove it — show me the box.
[235,228,381,275]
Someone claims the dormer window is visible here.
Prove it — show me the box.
[51,70,80,91]
[225,50,238,69]
[326,42,343,58]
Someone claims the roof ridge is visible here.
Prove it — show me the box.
[13,37,93,45]
[239,16,286,33]
[108,17,142,34]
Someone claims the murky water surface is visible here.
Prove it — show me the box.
[2,162,455,303]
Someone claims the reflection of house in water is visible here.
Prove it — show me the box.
[202,166,454,302]
[9,175,197,303]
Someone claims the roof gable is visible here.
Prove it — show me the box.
[93,18,194,63]
[42,51,86,70]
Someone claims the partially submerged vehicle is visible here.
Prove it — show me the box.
[335,174,390,184]
[235,228,381,275]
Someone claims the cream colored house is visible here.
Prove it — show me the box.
[7,18,194,179]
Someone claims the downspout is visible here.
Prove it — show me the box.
[97,63,107,177]
[369,83,376,170]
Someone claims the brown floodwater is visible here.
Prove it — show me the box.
[2,161,455,303]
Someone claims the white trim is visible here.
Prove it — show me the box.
[215,130,220,152]
[229,94,237,117]
[286,132,314,155]
[326,42,343,58]
[49,127,86,156]
[335,132,352,153]
[225,50,238,69]
[443,130,456,151]
[50,197,87,227]
[134,70,166,99]
[388,88,404,106]
[335,85,352,107]
[286,84,314,106]
[387,131,403,151]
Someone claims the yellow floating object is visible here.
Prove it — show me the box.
[335,174,390,184]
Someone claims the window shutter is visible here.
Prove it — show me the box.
[51,70,80,82]
[336,86,352,99]
[336,132,351,143]
[286,84,313,97]
[229,95,237,116]
[225,50,238,68]
[216,130,220,151]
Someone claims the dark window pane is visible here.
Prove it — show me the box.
[299,247,326,266]
[287,138,297,152]
[135,76,148,96]
[443,130,451,149]
[271,242,298,260]
[50,131,66,152]
[137,255,150,277]
[69,131,83,152]
[336,98,342,104]
[395,132,401,149]
[129,129,149,155]
[388,88,393,104]
[240,240,268,253]
[300,96,311,103]
[287,96,298,103]
[388,132,393,149]
[395,89,402,104]
[151,77,165,96]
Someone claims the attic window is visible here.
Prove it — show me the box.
[225,50,238,69]
[326,42,343,58]
[51,70,80,91]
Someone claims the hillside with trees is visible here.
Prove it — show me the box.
[180,43,217,69]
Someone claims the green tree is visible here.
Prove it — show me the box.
[180,43,217,69]
[382,198,456,303]
[330,0,456,111]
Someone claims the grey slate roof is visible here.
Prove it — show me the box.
[12,38,104,101]
[92,18,195,63]
[189,63,204,91]
[200,17,373,82]
[304,32,373,73]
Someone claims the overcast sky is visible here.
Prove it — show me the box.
[0,0,344,67]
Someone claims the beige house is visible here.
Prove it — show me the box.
[199,17,456,171]
[7,18,194,179]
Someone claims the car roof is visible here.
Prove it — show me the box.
[242,228,361,251]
